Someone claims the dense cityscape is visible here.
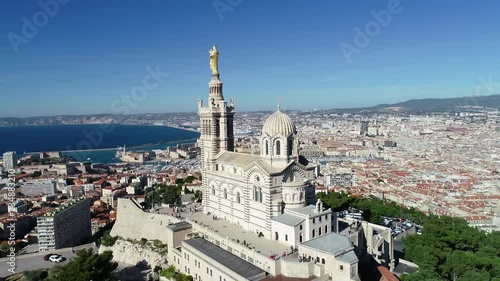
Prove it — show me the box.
[1,90,499,281]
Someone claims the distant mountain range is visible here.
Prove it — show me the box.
[371,94,500,113]
[319,94,500,114]
[1,94,499,126]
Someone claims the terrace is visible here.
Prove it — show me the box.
[184,208,292,258]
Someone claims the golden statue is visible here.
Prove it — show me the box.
[209,45,219,76]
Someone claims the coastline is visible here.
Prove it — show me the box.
[24,138,199,155]
[163,123,199,133]
[1,125,200,162]
[0,123,199,130]
[22,138,199,164]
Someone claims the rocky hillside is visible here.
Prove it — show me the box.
[99,239,168,269]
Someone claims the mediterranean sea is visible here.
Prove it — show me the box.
[0,124,200,163]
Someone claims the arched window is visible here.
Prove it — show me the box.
[223,189,227,199]
[325,225,328,233]
[316,257,320,263]
[259,187,263,203]
[276,140,281,155]
[288,139,293,155]
[265,140,269,155]
[319,227,322,236]
[285,234,288,241]
[254,187,258,201]
[212,186,215,195]
[321,258,325,264]
[236,192,240,204]
[312,229,315,238]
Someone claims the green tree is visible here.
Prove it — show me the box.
[49,249,118,281]
[160,265,177,278]
[401,269,444,281]
[319,190,500,281]
[24,270,48,281]
[183,176,195,183]
[163,185,181,205]
[146,184,182,206]
[194,190,202,200]
[457,270,491,281]
[176,274,194,281]
[100,230,118,247]
[0,245,10,258]
[403,215,500,281]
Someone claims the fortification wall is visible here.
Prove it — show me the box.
[110,198,179,243]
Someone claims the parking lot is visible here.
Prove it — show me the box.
[382,217,420,237]
[0,243,96,278]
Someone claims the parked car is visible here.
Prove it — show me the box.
[43,254,55,261]
[49,255,64,263]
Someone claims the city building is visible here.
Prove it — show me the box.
[0,202,7,215]
[0,216,35,240]
[3,151,17,170]
[39,151,61,159]
[19,179,57,197]
[360,120,369,136]
[7,200,27,214]
[37,198,92,252]
[325,169,355,188]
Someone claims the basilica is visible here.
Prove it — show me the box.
[111,47,380,281]
[198,46,336,244]
[151,46,361,281]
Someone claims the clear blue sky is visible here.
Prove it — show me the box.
[1,0,500,117]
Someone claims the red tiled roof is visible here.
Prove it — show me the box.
[378,266,399,281]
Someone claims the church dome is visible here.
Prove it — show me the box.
[262,109,296,137]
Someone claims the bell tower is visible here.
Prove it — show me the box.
[198,45,235,171]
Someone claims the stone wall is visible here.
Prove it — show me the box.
[279,257,314,278]
[110,198,180,243]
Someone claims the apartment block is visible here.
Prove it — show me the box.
[37,198,91,252]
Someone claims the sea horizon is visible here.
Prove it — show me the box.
[0,124,200,163]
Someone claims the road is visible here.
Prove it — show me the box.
[0,243,97,278]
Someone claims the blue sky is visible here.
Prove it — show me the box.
[1,0,500,117]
